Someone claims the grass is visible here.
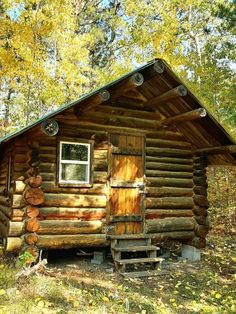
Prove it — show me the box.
[0,233,235,314]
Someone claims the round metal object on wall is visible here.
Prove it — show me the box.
[41,119,59,136]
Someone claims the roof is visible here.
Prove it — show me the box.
[0,58,235,165]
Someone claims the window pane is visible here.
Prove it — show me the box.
[61,164,88,182]
[61,143,88,161]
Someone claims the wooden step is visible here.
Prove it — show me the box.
[113,245,160,252]
[116,257,164,265]
[121,270,169,278]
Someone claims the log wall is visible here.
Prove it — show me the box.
[5,85,210,251]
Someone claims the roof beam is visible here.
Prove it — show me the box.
[75,72,144,115]
[147,85,188,109]
[161,108,207,126]
[194,145,236,155]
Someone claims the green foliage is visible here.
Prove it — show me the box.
[17,251,35,267]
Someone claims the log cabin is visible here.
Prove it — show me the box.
[0,59,235,275]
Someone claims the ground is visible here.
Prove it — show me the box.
[0,232,235,314]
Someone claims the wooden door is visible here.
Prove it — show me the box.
[108,134,145,235]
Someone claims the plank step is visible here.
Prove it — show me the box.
[113,245,160,252]
[116,257,164,264]
[121,270,169,278]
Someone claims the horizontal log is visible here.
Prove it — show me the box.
[146,156,193,165]
[43,194,106,208]
[12,195,26,209]
[40,182,107,195]
[146,187,193,197]
[147,177,193,188]
[39,207,106,220]
[161,108,207,126]
[15,181,27,193]
[146,217,195,233]
[147,85,187,108]
[146,138,191,149]
[146,197,194,209]
[146,209,193,219]
[194,145,236,155]
[146,169,192,179]
[37,234,108,249]
[9,221,24,236]
[146,147,192,157]
[149,231,195,241]
[146,162,193,172]
[38,220,104,235]
[6,237,22,251]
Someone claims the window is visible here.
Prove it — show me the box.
[59,141,91,185]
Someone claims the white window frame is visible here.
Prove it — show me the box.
[59,141,91,184]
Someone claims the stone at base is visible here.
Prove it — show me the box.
[181,244,201,261]
[91,251,105,265]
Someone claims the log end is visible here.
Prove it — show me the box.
[154,60,165,74]
[131,72,144,86]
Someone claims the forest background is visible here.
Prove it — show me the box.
[0,0,235,217]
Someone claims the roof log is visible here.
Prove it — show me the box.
[161,108,207,126]
[194,145,236,155]
[146,85,188,109]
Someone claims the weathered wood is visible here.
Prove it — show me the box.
[0,204,12,219]
[26,206,40,218]
[146,169,192,179]
[22,244,39,260]
[24,232,39,245]
[9,222,24,236]
[147,85,187,108]
[146,187,193,197]
[147,217,196,233]
[37,234,108,249]
[0,211,9,227]
[24,188,45,206]
[39,207,106,219]
[146,197,194,209]
[186,237,206,249]
[38,220,104,235]
[146,162,193,172]
[193,195,209,207]
[146,209,193,219]
[193,176,207,187]
[12,195,25,209]
[147,177,193,188]
[43,194,106,208]
[195,224,209,238]
[25,218,40,232]
[192,206,207,216]
[146,147,192,157]
[153,60,165,74]
[0,195,10,207]
[146,156,193,165]
[193,186,207,196]
[110,215,142,222]
[28,175,42,188]
[161,108,207,126]
[6,237,22,251]
[194,215,208,225]
[0,221,8,238]
[40,182,106,195]
[146,138,191,149]
[15,181,27,193]
[194,145,236,155]
[0,186,6,196]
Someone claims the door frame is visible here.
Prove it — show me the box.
[107,132,146,235]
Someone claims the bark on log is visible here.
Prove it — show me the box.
[37,234,108,249]
[26,206,40,218]
[28,175,42,188]
[44,194,106,208]
[148,231,195,241]
[0,211,9,227]
[193,186,207,196]
[146,197,194,209]
[38,220,104,235]
[146,156,193,165]
[0,186,6,196]
[39,207,106,220]
[40,182,106,195]
[25,218,40,232]
[194,145,236,155]
[147,177,193,188]
[24,233,39,245]
[146,217,196,233]
[0,222,8,238]
[194,216,207,225]
[146,209,193,219]
[146,138,191,149]
[146,147,192,157]
[146,187,193,197]
[195,224,209,238]
[192,206,207,216]
[0,204,12,219]
[0,195,10,207]
[24,188,45,206]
